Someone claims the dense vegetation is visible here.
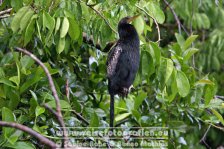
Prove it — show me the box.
[0,0,223,148]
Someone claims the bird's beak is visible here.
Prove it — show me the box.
[127,14,140,23]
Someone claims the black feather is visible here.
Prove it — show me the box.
[106,16,140,127]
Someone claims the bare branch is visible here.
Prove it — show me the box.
[66,79,70,101]
[0,14,10,19]
[200,125,211,148]
[135,5,161,43]
[15,47,68,147]
[42,104,59,118]
[0,121,57,148]
[163,0,182,34]
[71,110,89,126]
[163,0,190,36]
[0,8,12,16]
[215,95,224,100]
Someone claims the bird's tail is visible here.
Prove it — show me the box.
[110,94,114,128]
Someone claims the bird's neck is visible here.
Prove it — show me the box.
[120,35,140,47]
[118,24,140,48]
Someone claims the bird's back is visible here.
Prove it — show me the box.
[107,40,139,97]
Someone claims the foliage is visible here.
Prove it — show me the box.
[0,0,224,148]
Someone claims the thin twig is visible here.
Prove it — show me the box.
[190,0,196,68]
[163,0,181,34]
[15,47,68,147]
[0,8,12,16]
[66,79,70,101]
[43,104,59,117]
[80,0,117,34]
[48,1,54,13]
[0,14,10,19]
[135,5,161,43]
[71,110,89,126]
[0,121,57,148]
[215,95,224,100]
[200,125,211,149]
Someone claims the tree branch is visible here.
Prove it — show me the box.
[135,5,161,43]
[0,121,57,148]
[200,125,211,149]
[163,0,190,36]
[71,110,89,126]
[15,47,68,147]
[0,8,12,16]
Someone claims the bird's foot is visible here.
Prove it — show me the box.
[129,85,135,92]
[119,88,129,98]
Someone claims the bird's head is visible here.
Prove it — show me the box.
[118,15,140,25]
[118,15,140,39]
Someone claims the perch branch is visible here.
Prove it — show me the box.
[135,5,161,43]
[0,121,57,148]
[15,47,68,147]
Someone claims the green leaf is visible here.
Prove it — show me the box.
[72,97,81,113]
[183,48,199,61]
[0,67,5,77]
[11,6,30,33]
[195,79,214,86]
[212,109,224,125]
[20,9,34,31]
[183,35,198,50]
[176,71,190,97]
[11,0,23,11]
[43,12,55,33]
[5,141,35,149]
[134,92,147,109]
[89,112,99,127]
[2,107,16,139]
[149,42,161,66]
[141,51,154,77]
[115,113,131,122]
[35,106,45,117]
[212,56,221,71]
[24,19,35,46]
[20,55,35,75]
[147,2,165,24]
[205,85,215,105]
[133,15,145,35]
[20,67,44,94]
[60,17,69,38]
[2,107,15,122]
[68,18,80,41]
[165,59,174,84]
[46,100,71,110]
[9,76,20,86]
[55,17,61,34]
[175,33,185,48]
[57,37,65,54]
[0,78,16,88]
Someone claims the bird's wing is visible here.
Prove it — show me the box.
[107,43,122,79]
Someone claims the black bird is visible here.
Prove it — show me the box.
[106,15,140,127]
